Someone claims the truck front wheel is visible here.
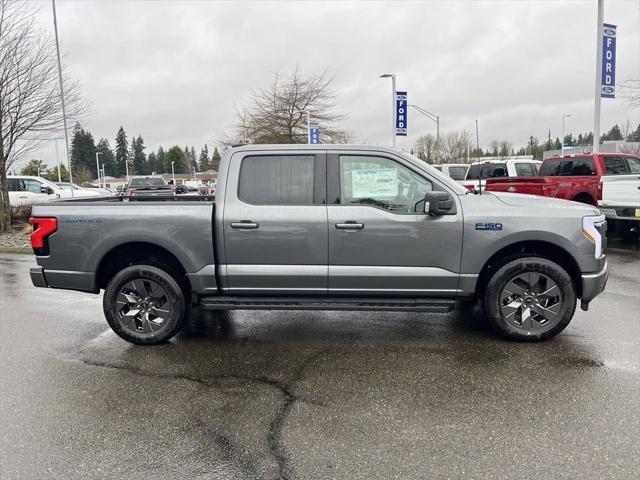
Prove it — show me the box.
[103,265,187,344]
[483,257,576,341]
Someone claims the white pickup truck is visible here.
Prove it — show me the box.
[461,159,542,191]
[598,156,640,239]
[8,176,101,206]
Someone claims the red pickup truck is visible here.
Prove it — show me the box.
[484,153,639,205]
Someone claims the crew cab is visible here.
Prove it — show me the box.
[29,145,608,345]
[485,153,640,206]
[462,159,541,191]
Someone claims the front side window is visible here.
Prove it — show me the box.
[515,163,536,177]
[603,157,629,175]
[23,179,44,193]
[238,155,314,205]
[627,157,640,174]
[339,155,432,215]
[539,158,596,176]
[8,179,25,192]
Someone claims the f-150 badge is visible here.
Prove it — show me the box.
[476,223,503,231]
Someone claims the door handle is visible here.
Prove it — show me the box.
[335,221,364,230]
[231,221,259,229]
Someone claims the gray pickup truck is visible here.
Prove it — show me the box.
[29,145,608,344]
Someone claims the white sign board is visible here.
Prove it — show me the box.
[351,168,398,198]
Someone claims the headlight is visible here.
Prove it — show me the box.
[582,215,606,258]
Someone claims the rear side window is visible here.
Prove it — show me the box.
[239,155,314,205]
[514,163,536,176]
[130,177,166,187]
[539,158,596,176]
[8,179,24,192]
[447,166,467,180]
[466,163,507,179]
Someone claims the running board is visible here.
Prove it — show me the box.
[200,296,455,313]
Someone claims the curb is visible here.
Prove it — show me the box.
[0,247,32,254]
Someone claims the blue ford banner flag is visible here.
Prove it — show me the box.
[395,91,407,136]
[309,123,320,144]
[601,23,616,98]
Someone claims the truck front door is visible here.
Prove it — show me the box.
[327,152,463,296]
[222,151,328,294]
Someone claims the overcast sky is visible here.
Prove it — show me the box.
[26,0,640,168]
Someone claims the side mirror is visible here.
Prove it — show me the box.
[41,186,54,195]
[424,191,453,215]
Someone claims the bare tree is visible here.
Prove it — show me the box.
[0,0,87,232]
[413,134,438,163]
[222,66,349,145]
[437,130,474,163]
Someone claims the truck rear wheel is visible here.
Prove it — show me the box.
[103,265,187,344]
[483,257,576,341]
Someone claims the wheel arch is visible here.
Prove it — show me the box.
[95,241,191,292]
[570,191,597,205]
[475,240,582,300]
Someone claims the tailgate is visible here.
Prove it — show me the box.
[484,177,545,195]
[600,174,640,208]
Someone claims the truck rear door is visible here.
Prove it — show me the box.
[221,150,328,294]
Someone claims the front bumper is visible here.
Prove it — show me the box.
[580,260,608,310]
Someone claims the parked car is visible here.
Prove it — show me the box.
[55,182,108,196]
[438,163,469,181]
[7,175,100,206]
[126,176,175,197]
[485,153,640,207]
[462,159,542,191]
[29,145,607,344]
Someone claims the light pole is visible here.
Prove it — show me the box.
[95,151,102,187]
[408,104,440,143]
[593,0,604,153]
[171,161,176,186]
[561,113,572,156]
[101,164,106,189]
[295,110,311,144]
[380,73,397,147]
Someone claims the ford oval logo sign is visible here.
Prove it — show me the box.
[507,186,517,192]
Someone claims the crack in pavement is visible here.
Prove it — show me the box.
[72,348,330,480]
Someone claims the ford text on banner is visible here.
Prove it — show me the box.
[309,123,320,144]
[601,23,616,98]
[395,91,407,136]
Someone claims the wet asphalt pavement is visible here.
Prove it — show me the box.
[0,250,639,480]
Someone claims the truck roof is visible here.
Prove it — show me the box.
[227,144,404,155]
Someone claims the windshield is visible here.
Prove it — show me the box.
[129,177,166,187]
[55,183,71,189]
[466,163,507,179]
[402,153,467,194]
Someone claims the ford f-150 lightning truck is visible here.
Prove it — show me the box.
[29,145,608,344]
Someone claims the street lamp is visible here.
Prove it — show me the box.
[171,161,176,186]
[380,73,397,147]
[95,151,102,187]
[295,110,311,144]
[101,164,106,189]
[408,104,440,143]
[561,113,572,156]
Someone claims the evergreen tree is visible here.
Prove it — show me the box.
[628,123,640,142]
[70,123,97,176]
[554,138,562,150]
[604,124,624,141]
[96,138,116,177]
[199,145,211,171]
[165,146,187,174]
[146,152,158,174]
[190,146,197,172]
[211,147,221,172]
[115,127,129,177]
[43,164,70,182]
[131,135,147,175]
[20,159,48,176]
[156,147,166,174]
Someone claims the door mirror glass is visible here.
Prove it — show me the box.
[40,185,53,194]
[424,191,453,215]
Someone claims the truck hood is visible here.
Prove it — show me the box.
[489,191,601,215]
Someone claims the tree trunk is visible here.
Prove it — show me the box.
[0,158,11,233]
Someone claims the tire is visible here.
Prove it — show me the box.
[103,265,187,345]
[483,257,576,341]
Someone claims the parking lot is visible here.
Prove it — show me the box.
[0,248,638,479]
